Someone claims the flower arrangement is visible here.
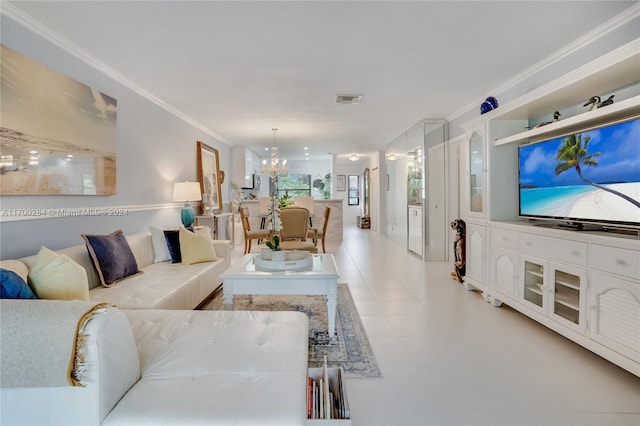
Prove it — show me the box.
[263,194,282,251]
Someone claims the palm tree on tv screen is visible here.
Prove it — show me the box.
[555,133,640,208]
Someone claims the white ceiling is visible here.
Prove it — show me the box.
[5,1,636,162]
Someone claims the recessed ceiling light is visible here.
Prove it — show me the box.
[349,154,360,162]
[304,147,308,150]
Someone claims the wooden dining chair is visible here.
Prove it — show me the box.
[308,206,331,253]
[239,207,271,254]
[278,207,318,253]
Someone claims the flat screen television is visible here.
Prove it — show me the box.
[518,116,640,230]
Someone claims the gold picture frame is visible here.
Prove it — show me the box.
[197,141,223,214]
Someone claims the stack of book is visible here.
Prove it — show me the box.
[307,356,350,420]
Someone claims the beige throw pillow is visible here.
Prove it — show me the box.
[0,260,29,282]
[28,246,90,301]
[178,226,217,265]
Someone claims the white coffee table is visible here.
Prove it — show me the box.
[220,253,340,336]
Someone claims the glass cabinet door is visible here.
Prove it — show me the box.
[523,259,544,309]
[469,132,483,213]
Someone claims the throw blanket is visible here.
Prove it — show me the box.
[1,300,109,387]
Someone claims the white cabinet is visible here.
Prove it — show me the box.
[491,226,519,299]
[588,242,640,364]
[232,147,259,188]
[589,272,640,364]
[408,205,422,256]
[488,221,639,375]
[520,256,587,334]
[464,222,486,293]
[520,231,588,333]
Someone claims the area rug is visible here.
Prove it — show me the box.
[201,284,382,378]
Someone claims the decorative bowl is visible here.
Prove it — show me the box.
[255,250,313,271]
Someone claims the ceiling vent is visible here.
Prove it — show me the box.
[336,94,362,104]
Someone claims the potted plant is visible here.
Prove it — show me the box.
[265,234,285,261]
[322,173,332,199]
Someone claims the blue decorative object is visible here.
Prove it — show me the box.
[1,269,37,299]
[480,96,499,115]
[180,203,195,228]
[173,182,202,228]
[82,230,140,286]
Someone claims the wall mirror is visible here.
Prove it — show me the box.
[469,131,483,213]
[363,168,370,217]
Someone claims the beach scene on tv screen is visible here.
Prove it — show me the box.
[519,118,640,224]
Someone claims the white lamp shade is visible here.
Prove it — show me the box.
[173,181,202,202]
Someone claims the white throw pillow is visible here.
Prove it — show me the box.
[28,246,89,301]
[178,225,217,265]
[149,225,172,263]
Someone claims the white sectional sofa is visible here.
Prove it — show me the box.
[16,231,232,310]
[0,300,310,425]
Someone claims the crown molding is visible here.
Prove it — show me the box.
[1,2,229,145]
[446,3,640,124]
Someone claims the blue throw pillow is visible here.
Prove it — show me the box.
[0,268,37,299]
[82,230,141,287]
[163,230,182,263]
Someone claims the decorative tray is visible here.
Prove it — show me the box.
[254,251,313,271]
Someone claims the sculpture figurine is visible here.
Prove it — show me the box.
[598,94,615,108]
[450,219,466,284]
[584,94,615,111]
[532,111,561,129]
[583,96,600,111]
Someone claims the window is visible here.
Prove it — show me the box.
[348,175,359,205]
[276,174,311,199]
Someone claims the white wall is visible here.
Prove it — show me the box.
[0,13,231,259]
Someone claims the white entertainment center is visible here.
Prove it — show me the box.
[460,40,640,376]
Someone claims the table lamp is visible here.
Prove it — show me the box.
[173,181,202,228]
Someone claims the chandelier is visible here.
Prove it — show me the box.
[261,128,287,179]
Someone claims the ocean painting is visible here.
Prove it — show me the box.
[0,45,116,195]
[519,118,640,224]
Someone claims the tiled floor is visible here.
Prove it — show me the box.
[232,226,640,426]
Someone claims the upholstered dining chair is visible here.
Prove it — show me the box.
[239,207,271,254]
[294,196,314,227]
[308,206,331,253]
[278,207,318,253]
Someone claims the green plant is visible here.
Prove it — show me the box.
[322,173,332,199]
[279,193,293,209]
[265,234,281,251]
